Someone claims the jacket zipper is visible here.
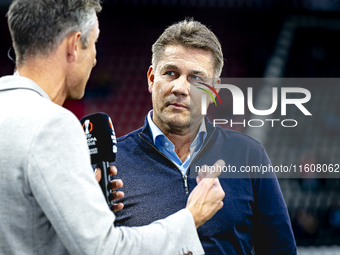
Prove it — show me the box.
[182,175,188,194]
[138,125,216,194]
[138,133,189,194]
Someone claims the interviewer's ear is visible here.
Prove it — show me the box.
[66,31,82,63]
[147,65,155,93]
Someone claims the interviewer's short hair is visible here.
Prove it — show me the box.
[7,0,102,67]
[152,18,224,78]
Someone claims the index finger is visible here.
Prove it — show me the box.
[207,159,225,179]
[196,159,225,184]
[109,165,117,176]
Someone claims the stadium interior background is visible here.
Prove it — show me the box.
[0,0,339,253]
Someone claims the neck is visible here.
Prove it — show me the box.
[17,49,68,106]
[156,118,202,163]
[166,132,191,162]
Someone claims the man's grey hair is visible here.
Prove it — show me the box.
[7,0,102,67]
[152,18,224,78]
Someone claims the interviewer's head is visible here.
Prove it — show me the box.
[7,0,102,102]
[7,0,101,67]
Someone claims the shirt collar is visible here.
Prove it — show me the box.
[147,110,165,145]
[191,120,207,149]
[0,75,51,101]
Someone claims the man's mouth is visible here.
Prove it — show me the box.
[168,103,188,110]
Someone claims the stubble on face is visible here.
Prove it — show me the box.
[149,44,215,136]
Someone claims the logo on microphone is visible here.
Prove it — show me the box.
[108,117,118,154]
[108,117,114,130]
[83,119,93,134]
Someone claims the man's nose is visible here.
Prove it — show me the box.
[171,76,190,96]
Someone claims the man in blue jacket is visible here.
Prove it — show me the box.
[113,18,297,254]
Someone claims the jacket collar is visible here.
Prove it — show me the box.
[0,75,51,101]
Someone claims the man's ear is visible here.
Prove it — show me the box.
[209,78,221,104]
[66,32,82,63]
[147,65,155,93]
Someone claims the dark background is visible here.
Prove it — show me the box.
[1,0,340,252]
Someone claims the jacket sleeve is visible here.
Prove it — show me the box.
[27,109,204,255]
[252,147,297,255]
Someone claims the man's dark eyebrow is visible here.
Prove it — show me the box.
[160,64,179,73]
[191,70,207,77]
[160,64,208,77]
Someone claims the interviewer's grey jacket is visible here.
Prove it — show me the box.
[0,75,204,255]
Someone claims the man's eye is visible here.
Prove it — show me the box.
[165,71,176,76]
[191,75,201,81]
[190,75,203,85]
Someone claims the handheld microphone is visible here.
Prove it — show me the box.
[80,113,117,207]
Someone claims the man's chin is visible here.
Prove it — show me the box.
[166,112,203,125]
[164,116,190,130]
